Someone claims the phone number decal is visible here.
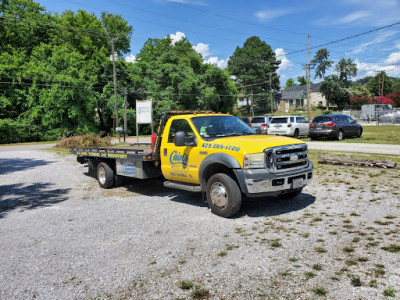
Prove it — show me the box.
[202,143,240,152]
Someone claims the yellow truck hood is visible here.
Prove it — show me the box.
[212,135,305,155]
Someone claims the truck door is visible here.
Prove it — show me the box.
[161,118,200,184]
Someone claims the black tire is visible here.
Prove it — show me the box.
[206,173,242,218]
[310,136,318,141]
[88,159,99,178]
[97,162,115,189]
[357,128,363,138]
[280,188,303,199]
[336,130,344,141]
[293,129,299,139]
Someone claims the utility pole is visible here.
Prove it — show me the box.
[123,88,128,142]
[307,35,311,122]
[381,72,385,97]
[111,37,120,141]
[268,72,274,114]
[251,90,254,118]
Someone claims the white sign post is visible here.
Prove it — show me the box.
[136,99,153,143]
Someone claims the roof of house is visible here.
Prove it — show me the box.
[281,83,321,100]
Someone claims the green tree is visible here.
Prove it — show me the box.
[366,71,393,97]
[319,75,350,110]
[336,58,357,86]
[227,36,280,112]
[285,78,297,89]
[135,36,237,120]
[312,48,333,79]
[297,76,307,86]
[347,85,372,97]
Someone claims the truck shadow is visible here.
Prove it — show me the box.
[0,183,70,218]
[0,158,54,175]
[239,193,316,218]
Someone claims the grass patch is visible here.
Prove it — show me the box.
[305,272,316,279]
[191,287,210,298]
[315,247,327,253]
[381,244,400,253]
[343,246,355,253]
[383,288,396,297]
[312,287,327,296]
[217,251,227,257]
[312,264,323,271]
[350,275,363,287]
[179,280,193,290]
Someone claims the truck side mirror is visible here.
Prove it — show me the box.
[174,131,197,147]
[174,131,185,147]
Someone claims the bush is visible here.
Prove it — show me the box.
[322,110,333,115]
[55,133,111,149]
[0,119,43,144]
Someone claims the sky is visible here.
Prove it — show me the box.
[40,0,400,86]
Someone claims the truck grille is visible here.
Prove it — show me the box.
[265,144,309,173]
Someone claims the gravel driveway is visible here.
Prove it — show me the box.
[0,148,399,299]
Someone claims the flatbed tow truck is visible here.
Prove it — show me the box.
[72,111,313,217]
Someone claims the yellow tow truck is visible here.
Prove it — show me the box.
[72,111,313,217]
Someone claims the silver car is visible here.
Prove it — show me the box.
[249,116,273,134]
[268,116,309,138]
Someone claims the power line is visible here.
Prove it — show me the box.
[96,0,307,47]
[169,1,307,37]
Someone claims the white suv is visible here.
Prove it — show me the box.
[268,116,309,138]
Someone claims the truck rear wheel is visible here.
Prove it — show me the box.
[206,173,242,218]
[97,162,115,189]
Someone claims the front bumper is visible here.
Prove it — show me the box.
[234,162,313,197]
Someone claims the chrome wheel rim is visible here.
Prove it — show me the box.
[338,131,343,140]
[98,167,106,185]
[210,182,228,209]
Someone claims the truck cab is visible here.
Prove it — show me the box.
[160,112,313,217]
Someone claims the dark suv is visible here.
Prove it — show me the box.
[309,114,363,140]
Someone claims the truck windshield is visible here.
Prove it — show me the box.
[191,115,255,139]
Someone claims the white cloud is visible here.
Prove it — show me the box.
[124,54,136,63]
[316,0,400,26]
[254,9,291,22]
[193,43,211,57]
[168,31,186,45]
[385,51,400,65]
[350,30,398,54]
[335,11,371,24]
[206,57,228,69]
[355,56,400,79]
[275,48,293,72]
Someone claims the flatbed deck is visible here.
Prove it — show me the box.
[71,146,154,161]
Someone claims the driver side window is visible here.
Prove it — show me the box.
[168,119,194,144]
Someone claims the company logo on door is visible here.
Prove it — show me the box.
[169,150,189,166]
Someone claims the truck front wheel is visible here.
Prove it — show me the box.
[206,173,242,218]
[97,162,115,189]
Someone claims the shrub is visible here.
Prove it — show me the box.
[55,133,111,149]
[0,118,42,144]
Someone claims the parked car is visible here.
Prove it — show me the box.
[249,116,273,134]
[309,114,363,140]
[239,117,251,126]
[268,116,309,138]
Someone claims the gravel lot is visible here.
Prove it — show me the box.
[0,148,399,299]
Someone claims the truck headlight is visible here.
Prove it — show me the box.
[244,153,265,169]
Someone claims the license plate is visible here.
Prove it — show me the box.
[292,178,304,189]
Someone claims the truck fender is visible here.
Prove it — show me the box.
[198,153,241,190]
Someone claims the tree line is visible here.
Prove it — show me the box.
[284,49,400,110]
